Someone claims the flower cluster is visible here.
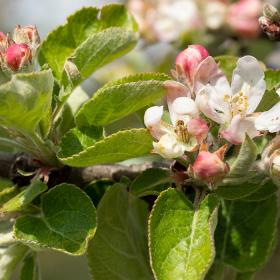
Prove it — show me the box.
[144,44,280,186]
[128,0,262,42]
[0,25,40,74]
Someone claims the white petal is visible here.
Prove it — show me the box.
[277,88,280,97]
[220,114,260,144]
[170,97,198,125]
[196,82,231,124]
[144,106,163,127]
[144,106,166,139]
[153,133,185,159]
[231,56,266,113]
[255,102,280,133]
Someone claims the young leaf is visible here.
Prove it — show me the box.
[88,183,153,280]
[149,188,219,280]
[61,27,138,87]
[1,180,47,213]
[130,168,173,197]
[0,70,53,134]
[20,253,39,280]
[13,183,96,255]
[215,56,237,80]
[0,243,29,280]
[38,4,138,85]
[227,135,257,179]
[58,128,153,167]
[257,89,280,112]
[75,73,170,127]
[215,196,278,272]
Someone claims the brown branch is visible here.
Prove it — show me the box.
[68,162,170,186]
[0,152,170,186]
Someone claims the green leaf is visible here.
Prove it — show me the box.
[215,56,237,80]
[241,180,277,201]
[0,70,53,134]
[58,128,153,167]
[0,243,29,280]
[215,182,261,200]
[58,125,103,158]
[149,189,219,280]
[84,179,112,207]
[235,271,255,280]
[0,179,17,206]
[130,168,173,197]
[88,183,153,280]
[20,253,39,280]
[61,27,138,87]
[257,89,280,112]
[1,180,47,213]
[39,4,138,84]
[264,69,280,91]
[14,183,96,255]
[215,196,278,272]
[227,135,257,179]
[75,73,170,127]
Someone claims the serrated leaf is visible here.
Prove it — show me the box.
[39,4,138,85]
[1,180,47,213]
[215,196,278,272]
[227,135,257,179]
[0,70,53,134]
[20,253,39,280]
[130,168,173,197]
[61,27,138,87]
[58,128,153,167]
[75,73,170,127]
[0,243,29,280]
[14,183,96,255]
[88,183,153,280]
[149,188,219,280]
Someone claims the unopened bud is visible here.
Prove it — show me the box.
[13,25,40,47]
[5,43,31,71]
[188,144,229,186]
[64,60,81,84]
[259,16,280,40]
[175,45,209,83]
[263,3,280,22]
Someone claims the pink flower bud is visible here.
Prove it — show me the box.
[5,43,31,71]
[187,118,209,143]
[175,45,209,82]
[227,0,262,38]
[188,144,229,186]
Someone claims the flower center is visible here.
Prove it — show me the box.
[174,120,189,143]
[229,92,248,117]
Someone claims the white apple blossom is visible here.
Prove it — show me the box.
[144,91,208,159]
[255,88,280,133]
[196,55,266,144]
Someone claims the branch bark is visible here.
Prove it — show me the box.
[0,152,170,186]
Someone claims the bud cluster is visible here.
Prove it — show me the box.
[0,25,40,74]
[259,3,280,40]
